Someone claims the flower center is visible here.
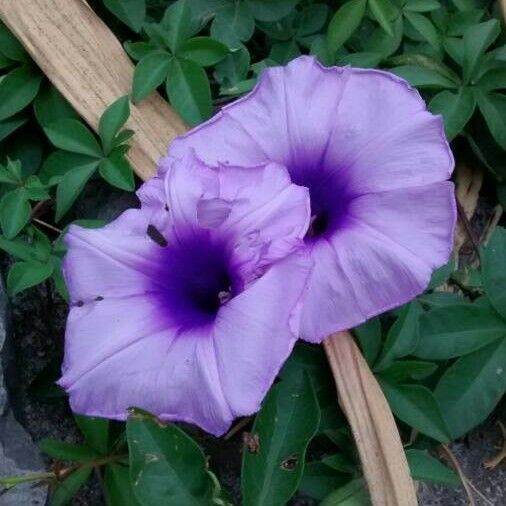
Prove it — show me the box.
[291,168,351,242]
[151,231,237,329]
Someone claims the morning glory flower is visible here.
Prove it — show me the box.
[59,152,311,435]
[168,56,457,343]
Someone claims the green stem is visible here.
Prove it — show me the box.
[0,471,55,489]
[0,453,128,491]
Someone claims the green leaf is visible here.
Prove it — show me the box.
[0,21,28,62]
[404,11,440,50]
[476,68,506,92]
[44,119,102,157]
[0,188,31,239]
[246,0,301,22]
[40,151,99,185]
[364,16,403,57]
[481,227,506,319]
[428,258,456,289]
[375,302,422,370]
[338,52,383,68]
[132,51,172,102]
[0,236,35,262]
[321,479,370,506]
[211,3,255,49]
[381,382,450,442]
[404,0,441,12]
[0,116,27,142]
[354,317,382,367]
[295,4,329,38]
[462,19,500,83]
[74,415,110,455]
[161,0,195,53]
[178,37,228,67]
[34,84,78,127]
[377,360,437,383]
[104,464,141,506]
[406,449,459,486]
[299,462,349,501]
[99,153,135,191]
[99,96,130,155]
[215,45,250,87]
[388,52,459,82]
[414,304,506,360]
[49,468,92,506]
[429,88,476,141]
[55,161,99,221]
[127,410,216,506]
[39,439,98,462]
[124,41,158,61]
[447,9,483,37]
[435,338,506,439]
[391,64,456,88]
[7,260,53,296]
[242,371,320,506]
[327,0,367,54]
[0,65,42,121]
[368,0,397,37]
[166,57,212,126]
[103,0,146,32]
[269,40,300,65]
[476,92,506,149]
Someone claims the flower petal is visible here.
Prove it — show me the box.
[213,251,311,414]
[59,297,234,436]
[300,182,455,342]
[163,153,310,280]
[63,220,161,302]
[169,56,453,193]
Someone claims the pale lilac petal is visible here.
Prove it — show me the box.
[347,182,456,269]
[169,56,453,193]
[59,299,234,435]
[63,221,160,301]
[300,198,453,342]
[213,251,311,414]
[164,154,310,280]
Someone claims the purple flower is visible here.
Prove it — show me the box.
[59,152,311,435]
[168,56,457,343]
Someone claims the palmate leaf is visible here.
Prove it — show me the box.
[462,19,500,83]
[99,96,130,155]
[44,119,103,158]
[132,51,172,102]
[166,57,212,126]
[242,370,320,506]
[103,0,146,32]
[0,65,42,121]
[327,0,367,54]
[429,88,476,141]
[210,2,255,49]
[178,37,229,67]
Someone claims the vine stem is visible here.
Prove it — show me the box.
[323,331,418,506]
